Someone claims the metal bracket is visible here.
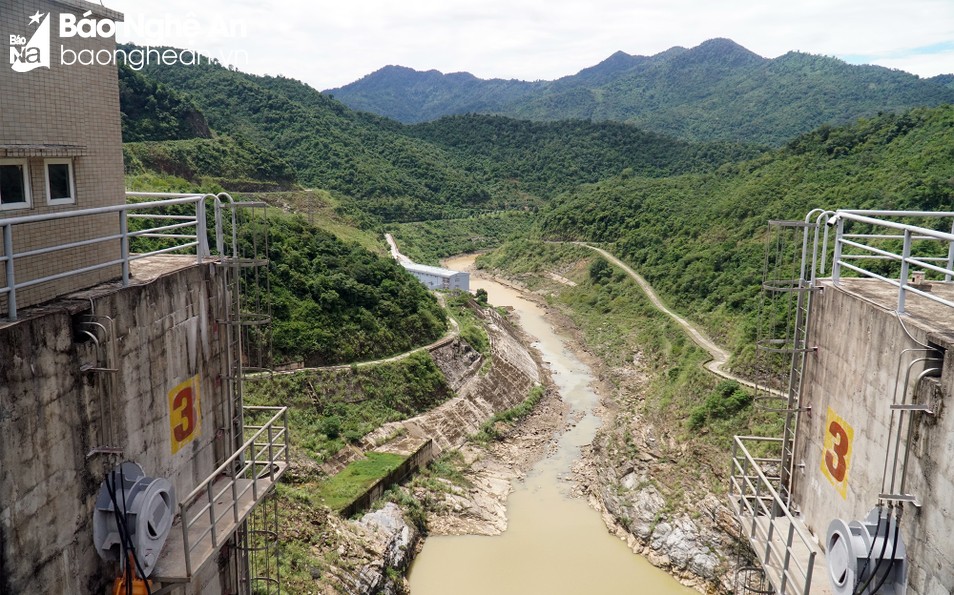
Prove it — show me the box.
[890,403,935,414]
[878,493,922,508]
[86,446,124,459]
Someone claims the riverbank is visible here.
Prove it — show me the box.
[409,255,697,595]
[462,246,751,594]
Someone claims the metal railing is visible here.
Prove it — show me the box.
[178,405,289,578]
[0,192,214,321]
[730,436,818,595]
[830,210,954,314]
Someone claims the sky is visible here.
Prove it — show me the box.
[101,0,954,90]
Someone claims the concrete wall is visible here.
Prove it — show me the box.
[793,281,954,595]
[339,439,435,518]
[0,0,126,311]
[0,262,233,594]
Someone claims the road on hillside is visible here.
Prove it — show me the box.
[575,243,782,397]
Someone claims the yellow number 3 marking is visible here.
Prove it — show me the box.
[169,375,201,454]
[820,407,853,499]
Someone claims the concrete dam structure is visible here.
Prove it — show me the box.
[730,210,954,595]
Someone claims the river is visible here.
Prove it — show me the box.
[408,254,696,595]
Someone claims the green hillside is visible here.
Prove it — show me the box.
[129,51,497,222]
[266,215,446,365]
[407,114,760,197]
[119,63,211,142]
[124,135,297,191]
[535,105,954,364]
[329,39,954,145]
[123,48,761,222]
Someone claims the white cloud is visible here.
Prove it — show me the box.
[102,0,954,89]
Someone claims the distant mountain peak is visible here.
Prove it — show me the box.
[679,37,766,65]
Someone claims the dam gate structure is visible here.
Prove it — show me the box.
[730,209,954,595]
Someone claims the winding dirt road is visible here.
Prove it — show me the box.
[577,243,780,396]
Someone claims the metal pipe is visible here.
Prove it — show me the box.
[898,365,942,496]
[0,194,204,226]
[4,225,17,320]
[12,232,123,259]
[946,218,954,282]
[120,211,129,287]
[838,211,954,242]
[832,217,845,284]
[840,209,954,217]
[888,356,942,495]
[880,348,932,494]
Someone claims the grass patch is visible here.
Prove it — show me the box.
[473,384,545,442]
[314,452,407,511]
[244,351,453,463]
[446,291,491,357]
[388,211,534,265]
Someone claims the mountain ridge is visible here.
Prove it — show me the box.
[327,38,954,145]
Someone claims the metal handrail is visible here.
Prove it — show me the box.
[730,436,818,595]
[0,192,217,321]
[178,406,288,577]
[830,210,954,313]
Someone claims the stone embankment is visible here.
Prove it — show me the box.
[364,306,541,457]
[323,303,551,594]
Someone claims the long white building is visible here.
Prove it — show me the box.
[402,262,470,291]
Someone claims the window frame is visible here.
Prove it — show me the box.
[44,158,76,205]
[0,158,32,211]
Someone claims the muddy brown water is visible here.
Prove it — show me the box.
[408,255,696,594]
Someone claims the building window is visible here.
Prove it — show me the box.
[45,159,76,205]
[0,159,31,210]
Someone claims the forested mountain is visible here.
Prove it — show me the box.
[328,38,954,145]
[407,114,760,197]
[534,105,954,359]
[121,48,757,220]
[129,50,497,221]
[326,65,541,124]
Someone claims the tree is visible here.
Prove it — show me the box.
[475,287,489,305]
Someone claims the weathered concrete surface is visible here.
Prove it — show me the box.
[795,279,954,595]
[0,260,232,594]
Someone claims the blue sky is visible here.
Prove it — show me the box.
[102,0,954,89]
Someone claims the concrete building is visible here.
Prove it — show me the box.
[383,233,470,292]
[402,262,470,292]
[0,2,287,594]
[1,0,128,312]
[730,210,954,595]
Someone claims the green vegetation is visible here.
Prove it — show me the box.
[473,384,545,442]
[537,106,954,372]
[119,63,211,142]
[688,381,754,431]
[250,189,383,253]
[446,292,490,358]
[124,135,296,191]
[330,38,954,145]
[388,211,534,265]
[476,241,779,500]
[244,351,452,462]
[408,115,759,198]
[265,214,446,365]
[477,239,592,281]
[130,49,504,222]
[313,452,407,511]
